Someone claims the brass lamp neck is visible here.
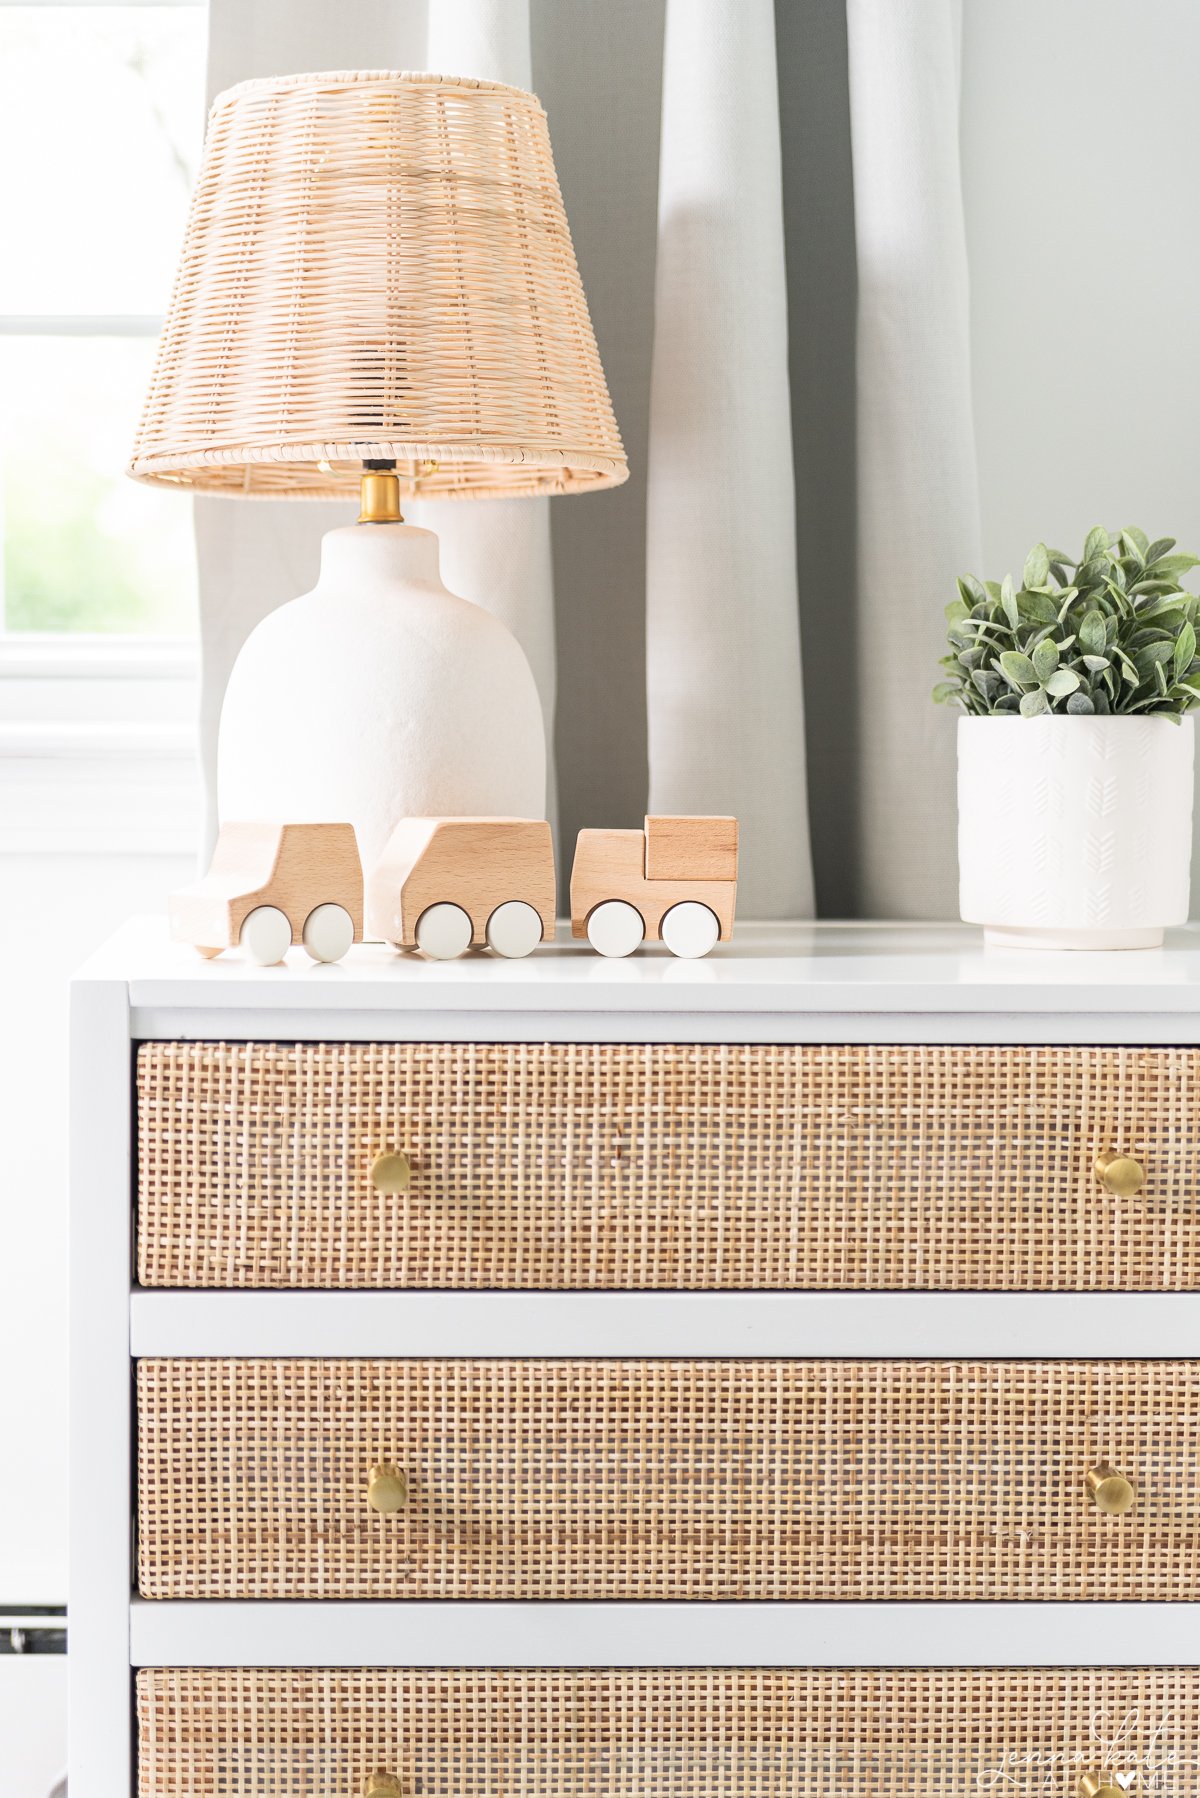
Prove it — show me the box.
[358,463,404,525]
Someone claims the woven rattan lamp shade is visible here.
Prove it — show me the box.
[128,70,627,500]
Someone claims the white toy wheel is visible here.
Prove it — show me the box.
[660,900,721,959]
[586,899,645,958]
[302,902,355,964]
[239,905,292,966]
[414,902,474,961]
[486,900,544,959]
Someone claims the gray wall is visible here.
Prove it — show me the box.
[962,0,1200,584]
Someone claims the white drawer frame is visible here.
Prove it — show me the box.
[70,919,1200,1798]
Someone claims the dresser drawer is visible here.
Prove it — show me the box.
[136,1665,1196,1796]
[136,1041,1200,1292]
[135,1358,1200,1602]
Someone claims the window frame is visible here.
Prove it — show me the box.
[0,630,201,852]
[0,0,205,845]
[0,309,175,640]
[0,0,206,658]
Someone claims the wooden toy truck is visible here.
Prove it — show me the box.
[570,815,738,957]
[367,816,556,959]
[169,821,364,964]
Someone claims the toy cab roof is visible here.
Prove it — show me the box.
[644,815,738,881]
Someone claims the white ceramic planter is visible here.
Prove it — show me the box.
[957,714,1195,949]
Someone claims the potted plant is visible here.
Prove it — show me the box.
[935,526,1199,948]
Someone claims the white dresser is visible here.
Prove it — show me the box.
[71,919,1200,1797]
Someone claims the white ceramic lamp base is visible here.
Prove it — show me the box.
[218,523,546,870]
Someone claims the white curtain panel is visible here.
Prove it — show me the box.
[645,0,814,920]
[845,0,982,917]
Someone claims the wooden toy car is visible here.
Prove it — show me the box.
[169,821,364,965]
[570,814,738,957]
[368,817,555,959]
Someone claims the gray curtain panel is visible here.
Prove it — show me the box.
[197,0,980,918]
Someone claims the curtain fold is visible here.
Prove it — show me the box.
[414,1,558,833]
[845,0,982,917]
[645,0,814,921]
[196,0,984,920]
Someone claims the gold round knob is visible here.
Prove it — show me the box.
[1086,1463,1135,1514]
[367,1461,408,1514]
[370,1150,411,1195]
[364,1775,403,1798]
[1094,1149,1144,1196]
[1079,1774,1124,1798]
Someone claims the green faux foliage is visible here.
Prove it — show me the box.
[933,526,1200,720]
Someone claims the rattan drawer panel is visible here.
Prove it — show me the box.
[136,1041,1200,1292]
[135,1358,1200,1601]
[136,1665,1199,1797]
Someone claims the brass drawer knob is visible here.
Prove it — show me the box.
[1094,1149,1144,1196]
[1086,1463,1135,1514]
[367,1461,408,1514]
[364,1775,403,1798]
[1079,1775,1123,1798]
[370,1150,411,1194]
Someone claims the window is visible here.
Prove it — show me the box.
[0,2,205,637]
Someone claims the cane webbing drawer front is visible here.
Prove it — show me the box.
[136,1040,1200,1292]
[135,1357,1200,1601]
[136,1665,1198,1797]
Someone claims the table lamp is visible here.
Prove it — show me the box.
[128,70,627,865]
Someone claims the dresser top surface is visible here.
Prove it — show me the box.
[75,916,1200,1017]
